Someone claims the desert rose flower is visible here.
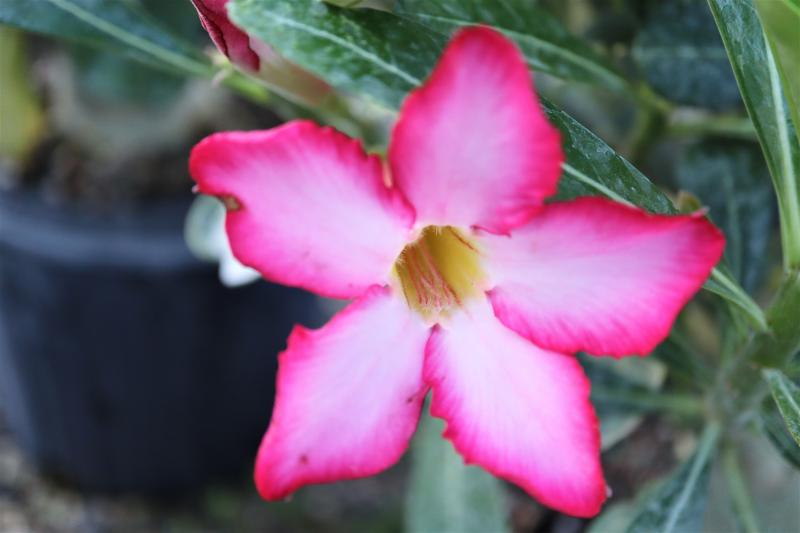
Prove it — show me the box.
[190,0,331,106]
[189,27,724,517]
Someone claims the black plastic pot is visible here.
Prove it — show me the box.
[0,190,320,494]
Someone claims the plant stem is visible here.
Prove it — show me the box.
[765,45,800,271]
[590,387,706,419]
[750,269,800,368]
[709,268,769,333]
[722,446,761,533]
[666,114,757,141]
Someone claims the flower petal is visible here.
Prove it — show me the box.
[482,197,725,357]
[425,299,605,517]
[389,26,562,233]
[190,0,260,71]
[255,286,430,500]
[190,121,416,299]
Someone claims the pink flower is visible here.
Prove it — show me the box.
[189,27,724,517]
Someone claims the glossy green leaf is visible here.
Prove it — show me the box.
[394,0,628,91]
[405,412,508,533]
[755,0,800,149]
[677,140,775,291]
[708,0,800,270]
[626,423,720,533]
[763,369,800,446]
[634,0,741,111]
[545,101,677,215]
[761,398,800,469]
[229,0,445,110]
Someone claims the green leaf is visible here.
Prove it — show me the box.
[634,0,741,111]
[71,46,185,107]
[762,399,800,469]
[763,369,800,446]
[755,0,800,149]
[545,101,677,215]
[0,0,209,76]
[405,412,508,533]
[761,398,800,469]
[708,0,800,270]
[394,0,628,91]
[229,0,445,110]
[721,446,761,533]
[626,423,721,533]
[676,140,775,291]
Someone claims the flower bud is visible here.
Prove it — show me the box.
[190,0,332,106]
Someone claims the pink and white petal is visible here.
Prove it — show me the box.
[190,121,416,299]
[389,26,563,234]
[481,197,726,357]
[255,286,431,500]
[190,0,260,71]
[425,299,605,517]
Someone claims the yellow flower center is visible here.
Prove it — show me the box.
[392,226,486,321]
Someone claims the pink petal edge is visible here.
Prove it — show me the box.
[482,197,726,357]
[389,26,563,234]
[255,286,432,500]
[189,121,416,299]
[424,299,606,517]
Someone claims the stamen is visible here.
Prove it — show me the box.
[392,226,486,321]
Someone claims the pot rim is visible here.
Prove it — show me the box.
[0,188,205,272]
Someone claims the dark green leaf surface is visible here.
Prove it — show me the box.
[709,0,800,269]
[545,100,677,215]
[761,398,800,468]
[677,140,775,291]
[755,0,800,148]
[633,0,741,111]
[229,0,445,109]
[763,369,800,446]
[406,413,508,533]
[626,424,720,533]
[0,0,209,76]
[395,0,628,91]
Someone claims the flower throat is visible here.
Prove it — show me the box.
[392,226,486,321]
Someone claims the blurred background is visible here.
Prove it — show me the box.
[0,0,798,532]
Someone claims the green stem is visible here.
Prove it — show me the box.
[722,446,761,533]
[750,269,800,368]
[765,45,800,271]
[590,387,706,419]
[666,114,757,141]
[633,82,673,115]
[662,422,721,533]
[709,269,769,333]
